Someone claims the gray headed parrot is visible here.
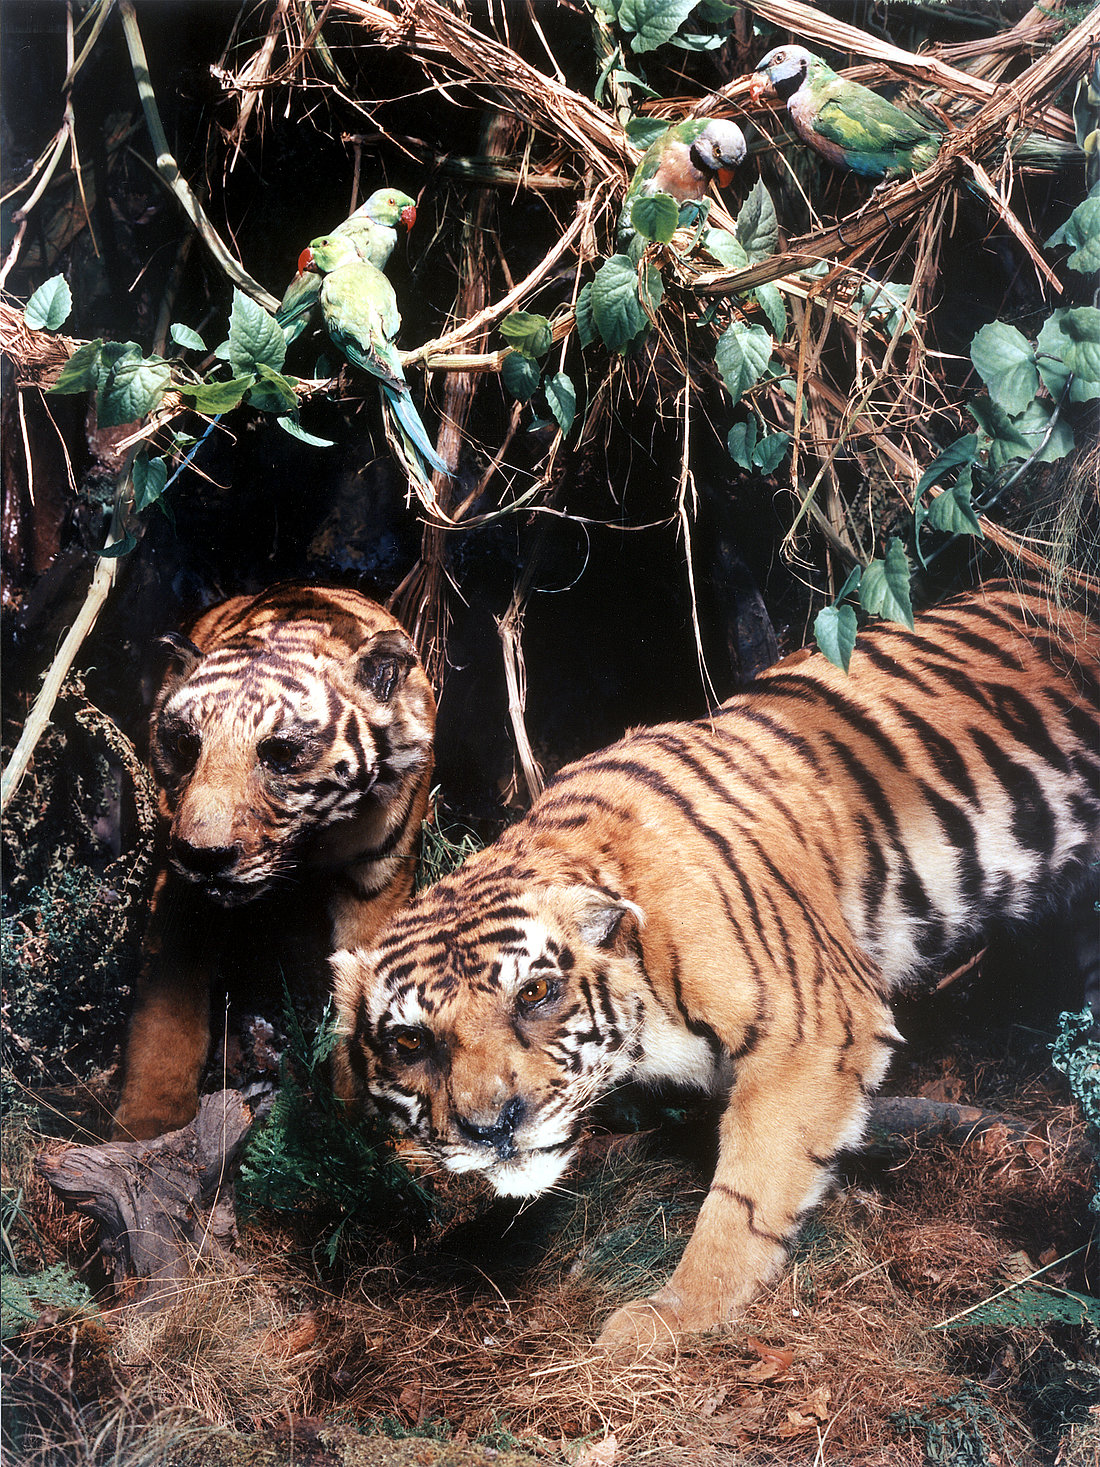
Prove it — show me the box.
[750,45,940,181]
[619,117,747,239]
[277,187,417,345]
[301,232,448,478]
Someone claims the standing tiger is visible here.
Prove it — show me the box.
[114,583,435,1141]
[332,581,1099,1354]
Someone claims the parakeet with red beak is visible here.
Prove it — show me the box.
[301,232,448,478]
[278,187,417,344]
[750,45,940,181]
[619,117,747,238]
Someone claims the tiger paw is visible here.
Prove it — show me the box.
[597,1297,701,1357]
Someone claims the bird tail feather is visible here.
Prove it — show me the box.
[380,382,450,477]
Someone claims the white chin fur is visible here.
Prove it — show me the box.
[444,1147,572,1198]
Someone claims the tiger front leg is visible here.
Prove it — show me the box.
[597,996,899,1355]
[112,875,220,1140]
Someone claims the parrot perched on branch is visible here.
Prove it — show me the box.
[619,117,747,238]
[300,232,449,479]
[749,46,941,181]
[277,187,417,345]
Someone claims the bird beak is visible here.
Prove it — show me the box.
[400,203,417,230]
[297,246,317,273]
[748,72,770,103]
[717,167,736,188]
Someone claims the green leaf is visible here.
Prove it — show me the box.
[970,321,1037,415]
[96,351,171,427]
[247,363,299,414]
[666,29,725,49]
[543,371,576,435]
[1035,311,1073,399]
[47,339,104,395]
[177,374,255,413]
[735,181,779,263]
[98,528,139,559]
[502,349,542,401]
[575,283,598,349]
[1045,194,1100,274]
[968,394,1033,466]
[228,288,286,374]
[915,434,980,498]
[631,192,680,243]
[132,453,168,512]
[1007,398,1076,464]
[625,117,671,150]
[753,430,789,474]
[590,253,651,352]
[925,473,984,537]
[727,417,757,469]
[715,319,771,405]
[23,274,72,331]
[170,322,206,352]
[859,538,913,628]
[276,415,336,447]
[753,282,787,339]
[618,0,701,53]
[814,603,857,672]
[500,311,553,358]
[702,227,748,270]
[1057,305,1100,393]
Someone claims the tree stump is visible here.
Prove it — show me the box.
[36,1088,253,1312]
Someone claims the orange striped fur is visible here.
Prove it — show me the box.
[114,583,435,1140]
[333,582,1098,1352]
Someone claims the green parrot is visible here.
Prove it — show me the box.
[277,187,417,345]
[301,232,449,478]
[750,46,940,181]
[619,117,747,238]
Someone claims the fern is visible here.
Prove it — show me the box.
[1,1263,95,1341]
[1050,1006,1100,1211]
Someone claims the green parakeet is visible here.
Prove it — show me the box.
[750,46,940,181]
[278,187,417,345]
[302,232,449,478]
[619,118,747,238]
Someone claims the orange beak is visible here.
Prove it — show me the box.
[297,246,317,273]
[717,167,736,188]
[748,72,770,104]
[400,203,417,231]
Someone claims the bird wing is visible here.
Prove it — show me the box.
[812,79,933,155]
[276,271,322,342]
[320,263,406,390]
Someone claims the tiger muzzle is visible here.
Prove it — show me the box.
[454,1095,527,1161]
[170,833,252,903]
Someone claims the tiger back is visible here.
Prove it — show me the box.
[332,582,1098,1354]
[114,583,435,1140]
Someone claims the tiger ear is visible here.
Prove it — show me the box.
[157,631,204,674]
[330,947,376,1021]
[571,890,646,950]
[356,628,416,703]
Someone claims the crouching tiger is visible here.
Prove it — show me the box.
[332,581,1098,1353]
[114,584,435,1141]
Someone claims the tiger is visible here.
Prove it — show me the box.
[331,581,1099,1354]
[113,583,436,1141]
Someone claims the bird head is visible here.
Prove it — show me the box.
[689,120,747,185]
[749,45,814,105]
[299,234,361,275]
[359,187,418,232]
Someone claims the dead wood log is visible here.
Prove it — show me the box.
[866,1095,1089,1166]
[36,1088,253,1312]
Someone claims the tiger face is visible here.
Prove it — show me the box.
[152,597,432,907]
[333,880,729,1196]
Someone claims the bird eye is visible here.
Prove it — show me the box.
[258,736,302,773]
[518,977,551,1007]
[392,1030,425,1057]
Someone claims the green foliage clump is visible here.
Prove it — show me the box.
[890,1382,1012,1466]
[1,1263,96,1342]
[236,1000,431,1263]
[1051,1005,1100,1211]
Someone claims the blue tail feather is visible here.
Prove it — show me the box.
[381,382,451,476]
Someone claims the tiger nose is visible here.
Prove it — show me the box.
[455,1095,526,1159]
[171,834,241,877]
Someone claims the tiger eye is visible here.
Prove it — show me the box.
[518,977,550,1006]
[394,1030,424,1055]
[172,730,200,768]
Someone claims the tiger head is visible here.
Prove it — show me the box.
[150,589,434,907]
[331,874,652,1196]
